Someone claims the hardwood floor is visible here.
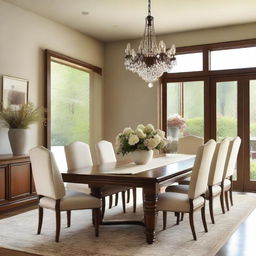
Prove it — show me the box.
[0,204,256,256]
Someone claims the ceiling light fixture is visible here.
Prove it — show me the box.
[124,0,176,88]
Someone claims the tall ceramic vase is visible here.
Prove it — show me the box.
[8,129,27,155]
[131,150,153,165]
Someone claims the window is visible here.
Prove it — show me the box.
[167,81,204,138]
[210,47,256,70]
[168,52,203,73]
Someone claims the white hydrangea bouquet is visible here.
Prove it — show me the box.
[116,124,167,156]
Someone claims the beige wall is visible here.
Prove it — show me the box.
[0,0,104,156]
[104,23,256,145]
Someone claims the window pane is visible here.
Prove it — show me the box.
[169,52,203,73]
[216,81,237,179]
[50,61,90,170]
[167,81,204,139]
[250,80,256,181]
[211,47,256,70]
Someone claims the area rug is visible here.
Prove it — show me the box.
[0,193,255,256]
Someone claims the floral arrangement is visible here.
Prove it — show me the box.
[116,124,167,155]
[167,114,186,130]
[0,103,44,129]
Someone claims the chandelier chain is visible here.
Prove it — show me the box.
[148,0,151,16]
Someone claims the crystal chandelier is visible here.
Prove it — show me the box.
[124,0,176,88]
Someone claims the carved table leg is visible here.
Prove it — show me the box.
[143,184,159,244]
[90,186,102,224]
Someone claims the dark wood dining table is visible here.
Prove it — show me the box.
[62,155,195,244]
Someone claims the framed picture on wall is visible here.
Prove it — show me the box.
[2,75,29,110]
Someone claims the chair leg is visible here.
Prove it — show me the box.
[180,213,184,221]
[163,211,167,230]
[109,195,113,209]
[127,189,130,203]
[115,193,119,206]
[208,186,215,224]
[220,187,225,214]
[189,199,197,240]
[102,197,106,219]
[176,212,180,225]
[93,208,101,237]
[201,205,208,232]
[132,187,137,213]
[229,189,233,206]
[225,191,230,211]
[67,210,71,227]
[121,191,126,213]
[37,206,43,235]
[55,200,61,243]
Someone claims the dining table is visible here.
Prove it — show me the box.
[62,154,195,244]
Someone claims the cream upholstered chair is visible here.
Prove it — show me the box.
[64,141,93,194]
[177,135,204,155]
[221,136,241,211]
[29,146,101,242]
[158,139,216,240]
[95,140,136,217]
[166,138,229,224]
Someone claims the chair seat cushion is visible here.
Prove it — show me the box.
[223,179,231,191]
[205,185,221,198]
[101,186,129,196]
[178,177,191,185]
[165,184,189,193]
[66,183,90,193]
[158,192,204,212]
[39,190,101,211]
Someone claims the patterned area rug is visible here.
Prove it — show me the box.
[0,192,255,256]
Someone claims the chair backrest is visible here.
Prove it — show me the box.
[188,139,216,199]
[29,146,65,200]
[95,140,117,164]
[223,136,241,179]
[208,138,229,186]
[177,135,204,155]
[64,141,93,170]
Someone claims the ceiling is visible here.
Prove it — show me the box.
[4,0,256,42]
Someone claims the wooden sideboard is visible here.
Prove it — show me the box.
[0,154,38,213]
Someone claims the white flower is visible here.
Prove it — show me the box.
[123,127,134,136]
[144,124,155,134]
[135,128,146,139]
[115,133,122,152]
[137,124,145,131]
[128,134,139,145]
[156,129,165,138]
[159,139,167,149]
[144,138,158,150]
[153,134,162,145]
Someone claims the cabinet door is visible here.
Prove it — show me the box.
[10,163,30,199]
[0,167,7,203]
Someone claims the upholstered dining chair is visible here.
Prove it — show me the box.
[29,146,101,242]
[221,136,241,211]
[166,138,229,224]
[177,135,204,155]
[158,139,216,240]
[96,140,137,216]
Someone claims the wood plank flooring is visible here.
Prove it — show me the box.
[0,205,255,256]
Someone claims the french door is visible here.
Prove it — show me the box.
[162,75,256,192]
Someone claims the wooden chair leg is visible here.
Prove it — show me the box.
[93,208,101,237]
[109,195,113,209]
[37,206,43,235]
[127,189,130,203]
[102,197,106,219]
[163,211,167,230]
[225,191,230,211]
[220,188,225,214]
[229,189,233,206]
[189,199,197,240]
[121,191,126,213]
[201,205,208,232]
[55,200,61,243]
[208,186,215,224]
[67,210,71,227]
[132,187,137,213]
[176,212,180,225]
[115,193,119,206]
[180,212,184,221]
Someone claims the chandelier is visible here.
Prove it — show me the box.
[124,0,176,88]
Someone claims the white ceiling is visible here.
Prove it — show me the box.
[4,0,256,42]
